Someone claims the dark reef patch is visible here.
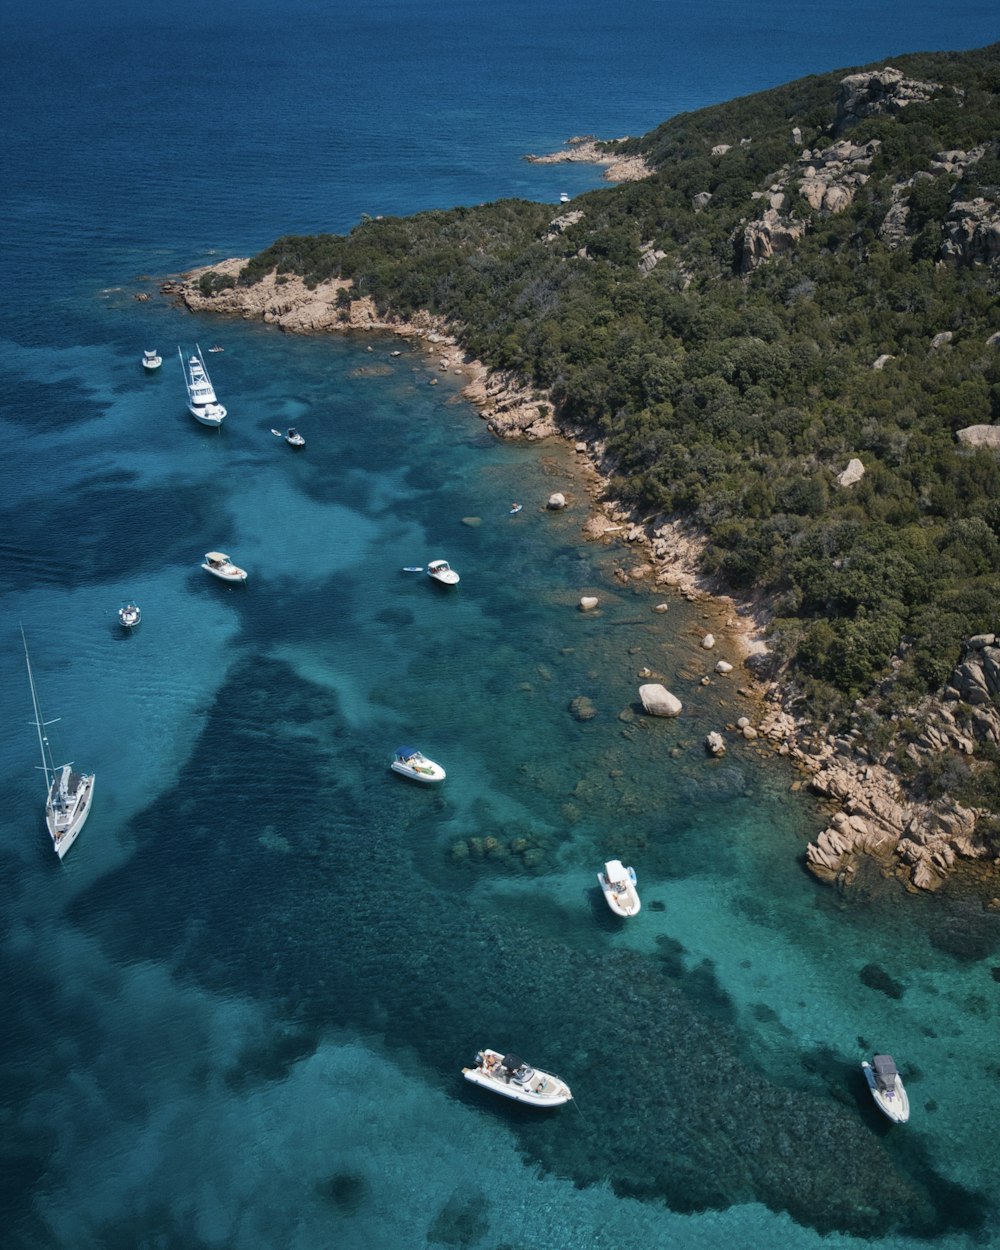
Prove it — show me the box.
[859,963,906,999]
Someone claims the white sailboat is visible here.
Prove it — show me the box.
[22,629,95,860]
[179,344,227,426]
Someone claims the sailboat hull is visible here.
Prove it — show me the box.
[46,769,95,860]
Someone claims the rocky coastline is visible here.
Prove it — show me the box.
[523,136,654,183]
[162,252,1000,903]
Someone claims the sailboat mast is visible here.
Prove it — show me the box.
[21,627,55,791]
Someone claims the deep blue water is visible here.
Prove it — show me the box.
[3,3,1000,1247]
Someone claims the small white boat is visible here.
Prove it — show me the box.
[285,427,306,448]
[559,192,570,204]
[201,551,247,582]
[118,600,141,629]
[142,349,162,370]
[390,746,446,784]
[179,345,226,426]
[862,1055,910,1123]
[22,629,95,860]
[207,344,224,352]
[463,1049,572,1108]
[509,503,523,515]
[427,559,460,586]
[597,859,641,916]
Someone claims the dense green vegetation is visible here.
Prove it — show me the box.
[236,44,1000,725]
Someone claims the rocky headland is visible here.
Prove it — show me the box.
[523,136,653,184]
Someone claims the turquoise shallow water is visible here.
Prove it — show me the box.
[3,2,1000,1247]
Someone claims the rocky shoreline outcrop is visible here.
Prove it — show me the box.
[524,136,653,183]
[163,257,1000,899]
[790,635,1000,894]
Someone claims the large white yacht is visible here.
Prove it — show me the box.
[179,345,227,426]
[22,629,95,860]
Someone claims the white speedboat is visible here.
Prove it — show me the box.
[22,629,95,860]
[118,600,141,629]
[285,427,305,448]
[427,559,460,585]
[463,1050,572,1108]
[597,859,641,916]
[179,344,226,426]
[862,1055,910,1123]
[559,192,570,203]
[142,349,162,370]
[201,551,248,582]
[390,747,446,783]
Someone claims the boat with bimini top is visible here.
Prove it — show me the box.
[597,859,641,916]
[462,1049,572,1107]
[22,628,95,860]
[201,551,247,582]
[427,559,460,585]
[862,1054,910,1123]
[390,747,446,783]
[142,349,162,370]
[179,344,226,426]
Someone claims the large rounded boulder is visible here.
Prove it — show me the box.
[639,684,683,717]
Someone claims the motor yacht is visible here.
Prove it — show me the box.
[427,559,460,586]
[201,551,247,582]
[179,345,226,426]
[390,747,446,783]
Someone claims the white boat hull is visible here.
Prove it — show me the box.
[189,403,227,427]
[203,564,247,582]
[391,759,445,783]
[463,1050,571,1107]
[862,1062,910,1123]
[47,769,95,860]
[598,862,641,916]
[426,560,460,585]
